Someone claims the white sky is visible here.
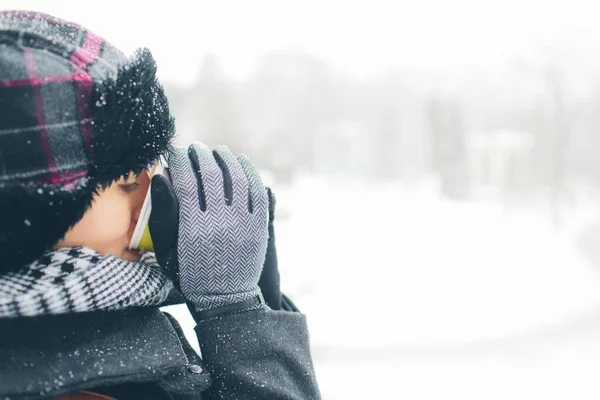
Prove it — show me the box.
[3,0,600,85]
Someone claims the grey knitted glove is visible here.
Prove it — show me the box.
[149,142,269,319]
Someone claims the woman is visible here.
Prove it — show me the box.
[0,11,321,399]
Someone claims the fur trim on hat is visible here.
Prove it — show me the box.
[92,48,175,189]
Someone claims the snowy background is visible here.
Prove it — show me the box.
[9,0,600,398]
[163,176,600,399]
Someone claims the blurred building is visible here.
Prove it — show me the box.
[467,129,536,194]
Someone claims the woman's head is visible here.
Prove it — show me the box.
[0,11,175,272]
[55,171,151,262]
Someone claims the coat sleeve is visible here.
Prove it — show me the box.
[194,308,322,399]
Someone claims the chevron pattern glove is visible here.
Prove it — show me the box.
[149,142,269,318]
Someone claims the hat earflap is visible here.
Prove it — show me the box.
[0,177,93,273]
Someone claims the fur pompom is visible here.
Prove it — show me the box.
[91,48,175,188]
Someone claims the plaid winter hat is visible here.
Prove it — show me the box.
[0,11,175,273]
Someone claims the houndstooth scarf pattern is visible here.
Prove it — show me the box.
[0,247,173,318]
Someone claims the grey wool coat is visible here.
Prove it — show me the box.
[0,306,321,399]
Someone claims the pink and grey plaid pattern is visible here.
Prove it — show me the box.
[0,11,125,185]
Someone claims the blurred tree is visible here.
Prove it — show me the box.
[183,54,243,153]
[581,88,600,186]
[427,97,469,200]
[371,109,402,180]
[242,50,338,183]
[546,64,571,226]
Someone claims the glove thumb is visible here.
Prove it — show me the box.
[149,174,179,280]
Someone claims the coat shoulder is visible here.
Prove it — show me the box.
[0,307,210,399]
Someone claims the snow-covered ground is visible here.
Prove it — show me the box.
[164,175,600,399]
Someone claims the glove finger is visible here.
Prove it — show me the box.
[188,142,226,210]
[165,146,201,212]
[162,146,204,292]
[149,174,179,259]
[237,154,268,217]
[212,146,250,211]
[258,189,282,309]
[266,186,276,223]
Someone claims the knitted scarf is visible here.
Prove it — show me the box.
[0,247,173,318]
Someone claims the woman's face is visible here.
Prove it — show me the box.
[55,170,151,261]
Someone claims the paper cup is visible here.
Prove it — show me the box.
[128,159,170,252]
